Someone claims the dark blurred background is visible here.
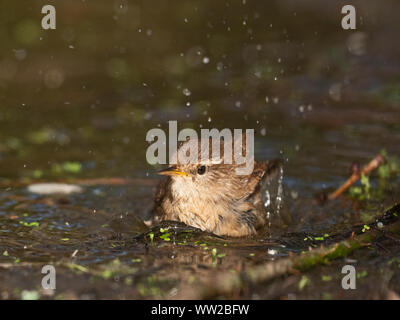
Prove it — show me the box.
[0,0,399,197]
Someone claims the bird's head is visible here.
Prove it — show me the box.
[157,136,251,199]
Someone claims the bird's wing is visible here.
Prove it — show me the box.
[243,159,282,199]
[150,177,171,223]
[154,177,169,204]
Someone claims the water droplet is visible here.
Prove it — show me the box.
[275,166,284,218]
[13,49,27,60]
[202,56,210,64]
[264,190,271,208]
[268,249,277,255]
[182,88,191,96]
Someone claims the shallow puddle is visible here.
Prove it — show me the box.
[0,0,399,299]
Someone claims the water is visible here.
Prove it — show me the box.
[275,166,284,218]
[0,0,399,300]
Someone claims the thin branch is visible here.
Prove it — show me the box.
[328,154,385,201]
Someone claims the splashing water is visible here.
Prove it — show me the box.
[275,165,284,218]
[263,163,284,228]
[264,190,272,227]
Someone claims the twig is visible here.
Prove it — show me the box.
[178,203,400,299]
[328,154,385,200]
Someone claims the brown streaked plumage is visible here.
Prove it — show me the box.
[150,137,281,237]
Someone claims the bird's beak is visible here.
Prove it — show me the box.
[157,166,191,177]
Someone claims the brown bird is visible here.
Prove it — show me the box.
[150,136,282,237]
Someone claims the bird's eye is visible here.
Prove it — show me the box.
[197,165,206,175]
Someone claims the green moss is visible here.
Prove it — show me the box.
[298,275,310,290]
[362,225,370,233]
[357,270,368,279]
[19,221,39,227]
[148,232,154,243]
[160,233,171,241]
[321,275,332,281]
